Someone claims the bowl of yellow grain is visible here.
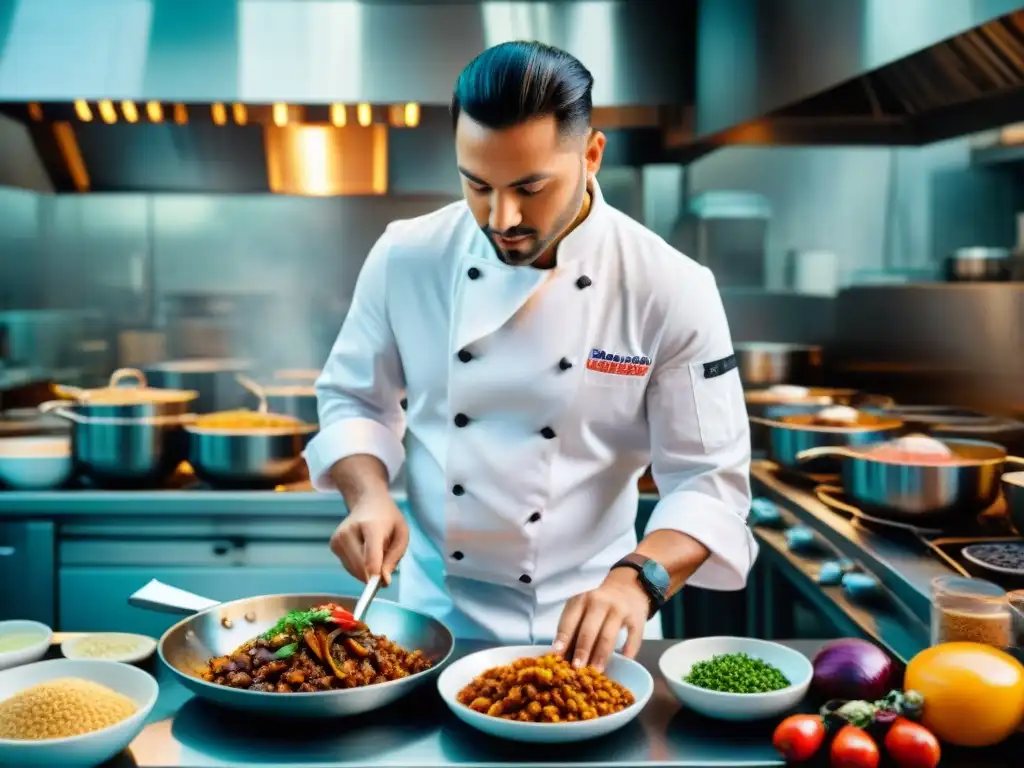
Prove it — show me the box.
[0,658,158,767]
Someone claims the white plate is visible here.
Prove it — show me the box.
[437,644,653,743]
[0,621,52,672]
[0,658,158,767]
[658,636,813,721]
[61,633,157,665]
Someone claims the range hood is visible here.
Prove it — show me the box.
[0,0,693,194]
[681,0,1024,160]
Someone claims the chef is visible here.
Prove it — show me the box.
[305,40,757,672]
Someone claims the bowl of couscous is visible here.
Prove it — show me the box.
[0,658,158,767]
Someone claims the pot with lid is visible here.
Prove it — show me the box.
[143,358,252,414]
[51,368,197,419]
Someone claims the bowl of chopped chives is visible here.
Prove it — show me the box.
[658,637,812,721]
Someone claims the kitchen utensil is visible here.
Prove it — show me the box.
[1002,471,1024,536]
[0,620,51,671]
[798,438,1024,523]
[0,436,74,490]
[143,358,252,414]
[38,402,190,488]
[52,368,197,419]
[944,247,1011,282]
[751,407,903,474]
[0,658,158,768]
[734,343,822,387]
[657,636,811,721]
[930,575,1012,647]
[352,575,382,623]
[0,408,70,438]
[436,644,652,743]
[127,579,454,718]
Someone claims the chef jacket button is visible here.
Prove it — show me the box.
[452,551,465,560]
[452,484,465,496]
[457,349,473,363]
[576,275,592,289]
[468,267,481,280]
[528,511,541,523]
[454,413,470,428]
[519,574,532,584]
[540,426,556,439]
[558,357,572,371]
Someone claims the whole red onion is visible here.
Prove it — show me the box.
[811,638,893,701]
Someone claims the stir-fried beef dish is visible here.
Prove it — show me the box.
[199,603,432,692]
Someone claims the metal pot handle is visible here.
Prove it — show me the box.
[796,445,858,462]
[1004,456,1024,468]
[128,578,221,615]
[813,484,864,516]
[109,367,148,388]
[748,415,782,428]
[37,400,84,422]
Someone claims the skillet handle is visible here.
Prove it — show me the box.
[1004,455,1024,468]
[814,484,863,516]
[796,445,857,462]
[129,578,221,615]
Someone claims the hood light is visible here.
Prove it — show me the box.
[74,100,93,122]
[98,100,117,124]
[173,104,188,125]
[27,103,43,121]
[146,101,163,122]
[211,103,227,126]
[232,103,248,125]
[273,103,289,126]
[121,101,139,123]
[356,103,372,127]
[330,103,347,127]
[265,123,387,197]
[404,103,420,128]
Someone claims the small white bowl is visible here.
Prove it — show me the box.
[437,644,653,743]
[61,633,157,665]
[0,658,159,767]
[659,636,812,721]
[0,436,73,490]
[0,621,52,672]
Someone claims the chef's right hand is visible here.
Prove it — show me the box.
[329,496,409,587]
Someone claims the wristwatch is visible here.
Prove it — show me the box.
[611,553,670,619]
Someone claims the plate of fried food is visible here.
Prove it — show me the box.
[437,645,653,743]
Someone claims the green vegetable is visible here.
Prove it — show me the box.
[273,642,298,659]
[684,652,791,693]
[260,608,331,639]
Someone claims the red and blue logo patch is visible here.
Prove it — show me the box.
[586,348,651,377]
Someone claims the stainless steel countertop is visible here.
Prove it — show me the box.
[84,638,814,768]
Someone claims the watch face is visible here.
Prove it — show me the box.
[642,560,670,597]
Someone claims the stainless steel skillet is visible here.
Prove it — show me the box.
[129,579,455,718]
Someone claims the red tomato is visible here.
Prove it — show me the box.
[831,725,880,768]
[772,714,825,762]
[884,717,941,768]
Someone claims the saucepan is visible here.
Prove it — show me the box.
[183,376,317,488]
[239,372,319,427]
[37,401,192,488]
[128,579,454,718]
[745,386,895,454]
[750,405,904,475]
[143,358,253,414]
[734,342,823,387]
[1001,472,1024,536]
[798,437,1024,525]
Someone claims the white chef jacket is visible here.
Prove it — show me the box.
[304,179,757,643]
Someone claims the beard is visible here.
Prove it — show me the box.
[486,165,589,268]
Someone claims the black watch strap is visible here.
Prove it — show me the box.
[612,553,669,619]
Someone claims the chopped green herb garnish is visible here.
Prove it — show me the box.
[684,652,791,693]
[260,608,331,639]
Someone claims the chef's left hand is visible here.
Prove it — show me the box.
[551,569,648,673]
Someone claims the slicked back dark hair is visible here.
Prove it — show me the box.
[451,41,594,136]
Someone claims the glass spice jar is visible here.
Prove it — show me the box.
[930,575,1013,648]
